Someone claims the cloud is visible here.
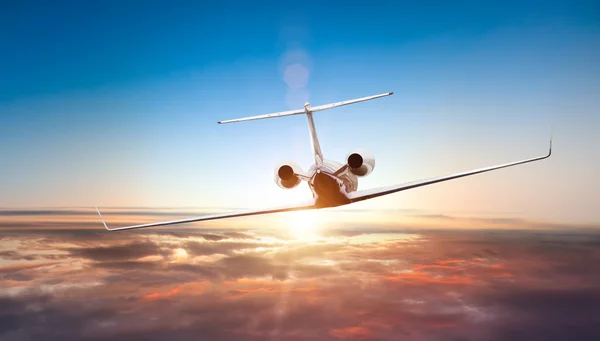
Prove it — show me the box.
[477,287,600,341]
[0,251,37,261]
[184,240,273,256]
[1,216,600,340]
[68,241,165,262]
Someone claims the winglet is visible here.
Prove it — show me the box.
[549,128,553,157]
[95,206,111,231]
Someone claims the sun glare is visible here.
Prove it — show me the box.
[286,210,321,240]
[173,248,188,262]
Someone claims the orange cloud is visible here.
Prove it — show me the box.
[329,326,373,340]
[143,287,181,301]
[142,281,209,301]
[0,261,60,271]
[386,271,477,285]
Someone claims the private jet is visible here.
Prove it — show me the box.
[96,92,552,231]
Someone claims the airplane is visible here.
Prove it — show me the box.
[96,91,552,231]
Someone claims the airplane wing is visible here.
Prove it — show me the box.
[348,138,552,203]
[96,201,316,231]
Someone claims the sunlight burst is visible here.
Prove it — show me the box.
[173,248,188,262]
[286,210,321,240]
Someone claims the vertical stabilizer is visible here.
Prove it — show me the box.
[305,110,324,165]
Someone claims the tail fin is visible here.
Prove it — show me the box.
[217,92,394,165]
[306,112,323,165]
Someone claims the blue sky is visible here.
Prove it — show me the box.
[1,0,599,223]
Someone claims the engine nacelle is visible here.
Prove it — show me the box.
[346,148,375,177]
[274,161,302,189]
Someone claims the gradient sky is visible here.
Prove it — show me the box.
[1,0,599,224]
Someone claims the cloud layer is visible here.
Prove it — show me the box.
[1,213,600,340]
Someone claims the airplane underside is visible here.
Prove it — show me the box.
[310,170,353,209]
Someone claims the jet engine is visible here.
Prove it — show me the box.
[274,161,303,189]
[346,148,375,176]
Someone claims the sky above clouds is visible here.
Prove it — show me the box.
[0,0,599,223]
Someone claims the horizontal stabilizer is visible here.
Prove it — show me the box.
[217,92,393,124]
[218,108,306,124]
[310,92,393,112]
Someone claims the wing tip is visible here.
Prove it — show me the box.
[95,206,111,231]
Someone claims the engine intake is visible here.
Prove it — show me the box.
[274,161,302,189]
[346,148,375,176]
